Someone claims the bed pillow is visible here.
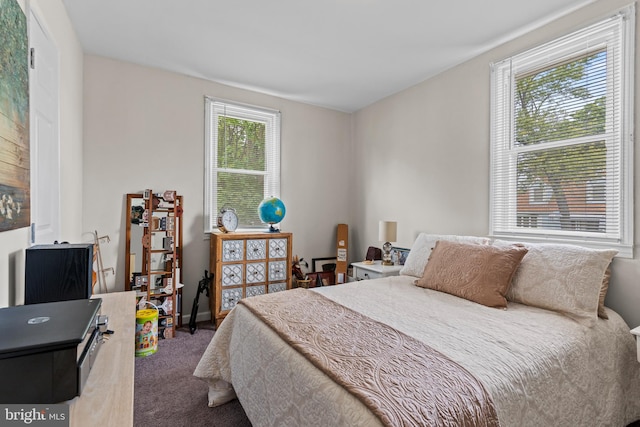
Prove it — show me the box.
[494,239,614,320]
[506,243,617,326]
[400,233,490,277]
[415,240,528,308]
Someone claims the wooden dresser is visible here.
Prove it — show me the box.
[210,231,292,328]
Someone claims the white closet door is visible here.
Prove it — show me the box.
[29,9,60,245]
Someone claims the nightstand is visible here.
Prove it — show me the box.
[630,327,640,362]
[351,261,402,281]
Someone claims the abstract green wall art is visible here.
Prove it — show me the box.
[0,0,30,232]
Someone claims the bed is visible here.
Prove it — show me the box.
[194,234,640,426]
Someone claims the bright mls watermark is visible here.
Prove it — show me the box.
[0,405,68,426]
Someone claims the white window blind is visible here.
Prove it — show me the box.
[204,98,281,232]
[490,6,634,256]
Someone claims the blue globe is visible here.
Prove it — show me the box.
[258,197,286,231]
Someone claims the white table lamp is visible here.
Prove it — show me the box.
[378,221,397,266]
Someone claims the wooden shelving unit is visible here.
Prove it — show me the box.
[125,190,183,338]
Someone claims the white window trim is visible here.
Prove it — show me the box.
[204,97,281,233]
[489,5,634,257]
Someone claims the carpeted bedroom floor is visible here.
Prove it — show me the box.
[134,322,252,427]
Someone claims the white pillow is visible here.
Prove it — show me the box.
[506,242,617,326]
[399,233,490,277]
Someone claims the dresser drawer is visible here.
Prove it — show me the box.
[269,238,287,259]
[221,264,243,286]
[246,239,266,260]
[352,261,402,281]
[246,284,266,298]
[268,282,287,293]
[269,261,287,281]
[222,240,244,262]
[246,262,266,284]
[220,287,242,311]
[355,268,382,281]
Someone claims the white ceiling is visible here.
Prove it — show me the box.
[61,0,595,112]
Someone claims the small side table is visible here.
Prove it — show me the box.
[351,261,402,281]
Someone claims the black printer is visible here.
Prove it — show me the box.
[0,298,104,404]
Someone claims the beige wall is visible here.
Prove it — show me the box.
[0,0,84,307]
[82,57,351,321]
[353,0,640,327]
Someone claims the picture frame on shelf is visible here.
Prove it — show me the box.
[391,247,410,266]
[310,270,335,287]
[312,257,337,273]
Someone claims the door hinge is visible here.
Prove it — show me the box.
[30,48,35,69]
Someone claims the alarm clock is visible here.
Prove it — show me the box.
[217,207,238,233]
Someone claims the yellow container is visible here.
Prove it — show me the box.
[135,307,158,357]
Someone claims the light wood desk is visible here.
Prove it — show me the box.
[68,291,135,427]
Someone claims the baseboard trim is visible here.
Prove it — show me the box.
[181,310,211,326]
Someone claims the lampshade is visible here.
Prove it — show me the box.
[378,221,397,242]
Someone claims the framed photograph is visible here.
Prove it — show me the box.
[0,1,30,233]
[309,270,335,287]
[312,257,337,273]
[392,247,410,266]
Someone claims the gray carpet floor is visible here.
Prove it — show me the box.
[134,322,252,427]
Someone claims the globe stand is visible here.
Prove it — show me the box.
[266,223,280,233]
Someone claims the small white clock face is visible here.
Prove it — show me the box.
[220,209,238,232]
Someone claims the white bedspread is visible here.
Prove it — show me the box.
[194,275,640,426]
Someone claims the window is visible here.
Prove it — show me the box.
[490,6,634,257]
[205,98,281,232]
[528,180,553,205]
[586,178,606,203]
